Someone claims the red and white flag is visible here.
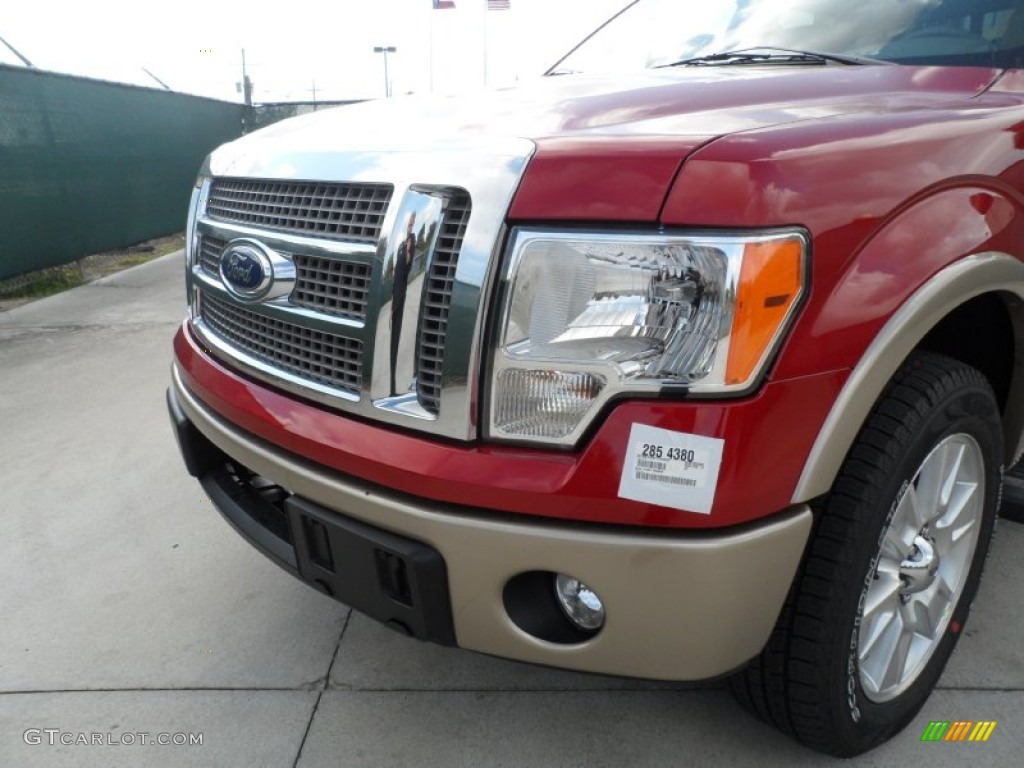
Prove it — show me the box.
[487,0,511,9]
[433,1,456,9]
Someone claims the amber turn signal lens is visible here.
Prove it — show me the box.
[725,238,804,386]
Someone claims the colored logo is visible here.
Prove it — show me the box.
[220,240,273,301]
[921,721,997,742]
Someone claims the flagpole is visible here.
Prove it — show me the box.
[429,2,435,92]
[482,0,488,88]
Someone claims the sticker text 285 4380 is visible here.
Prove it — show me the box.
[636,445,705,487]
[640,444,697,462]
[619,425,725,514]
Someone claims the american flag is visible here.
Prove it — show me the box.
[433,0,455,9]
[487,0,511,9]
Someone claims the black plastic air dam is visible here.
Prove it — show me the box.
[166,385,457,646]
[288,496,456,645]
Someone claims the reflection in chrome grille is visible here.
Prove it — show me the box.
[291,256,372,322]
[199,235,227,277]
[208,179,393,244]
[417,193,471,415]
[200,292,362,396]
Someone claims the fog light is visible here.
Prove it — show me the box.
[553,573,605,632]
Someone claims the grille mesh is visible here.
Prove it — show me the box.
[200,291,362,395]
[199,235,227,277]
[207,179,393,243]
[416,193,471,414]
[291,256,372,321]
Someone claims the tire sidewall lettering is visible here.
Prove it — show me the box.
[847,478,909,723]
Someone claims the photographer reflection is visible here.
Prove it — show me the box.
[390,211,416,396]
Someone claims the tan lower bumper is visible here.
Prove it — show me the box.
[174,366,811,680]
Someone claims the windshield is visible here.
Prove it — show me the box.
[553,0,1024,73]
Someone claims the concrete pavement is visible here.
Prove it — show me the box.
[0,252,1021,766]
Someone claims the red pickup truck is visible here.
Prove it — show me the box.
[168,0,1024,755]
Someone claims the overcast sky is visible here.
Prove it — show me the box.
[0,0,629,102]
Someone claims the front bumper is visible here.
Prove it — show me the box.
[169,365,811,681]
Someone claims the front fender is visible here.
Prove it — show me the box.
[793,249,1024,503]
[788,185,1024,501]
[778,185,1023,376]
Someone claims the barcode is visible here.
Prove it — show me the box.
[635,471,696,487]
[637,458,666,471]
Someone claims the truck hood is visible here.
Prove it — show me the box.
[211,65,999,221]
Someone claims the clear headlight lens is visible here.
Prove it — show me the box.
[489,229,806,445]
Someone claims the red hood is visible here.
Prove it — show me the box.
[504,65,1000,221]
[215,65,999,220]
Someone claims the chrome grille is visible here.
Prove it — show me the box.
[416,193,471,414]
[200,292,362,395]
[199,235,227,277]
[198,236,372,323]
[208,179,393,244]
[291,256,372,322]
[187,141,530,443]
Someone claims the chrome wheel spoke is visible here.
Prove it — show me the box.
[937,443,966,510]
[933,479,979,548]
[915,441,954,515]
[935,519,976,567]
[860,571,902,659]
[906,576,953,640]
[879,621,914,691]
[863,571,901,624]
[944,478,978,526]
[882,486,922,558]
[859,608,904,691]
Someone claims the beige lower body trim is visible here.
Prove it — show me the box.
[174,366,811,681]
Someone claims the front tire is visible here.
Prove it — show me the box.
[730,351,1002,756]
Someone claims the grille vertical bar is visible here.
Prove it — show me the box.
[416,192,471,415]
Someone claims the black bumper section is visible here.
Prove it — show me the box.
[166,386,457,646]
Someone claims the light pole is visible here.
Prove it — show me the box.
[373,45,397,98]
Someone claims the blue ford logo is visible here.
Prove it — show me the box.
[220,240,273,301]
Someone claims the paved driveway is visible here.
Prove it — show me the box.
[1,253,1021,766]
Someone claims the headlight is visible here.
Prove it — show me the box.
[488,229,806,445]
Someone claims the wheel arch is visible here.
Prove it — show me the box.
[792,252,1024,503]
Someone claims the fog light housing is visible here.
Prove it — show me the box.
[553,573,605,632]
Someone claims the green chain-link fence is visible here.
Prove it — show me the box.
[0,64,245,280]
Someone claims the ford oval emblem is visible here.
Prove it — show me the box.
[219,240,273,301]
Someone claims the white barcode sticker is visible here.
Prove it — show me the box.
[618,424,724,515]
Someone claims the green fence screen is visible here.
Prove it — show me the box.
[0,65,245,279]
